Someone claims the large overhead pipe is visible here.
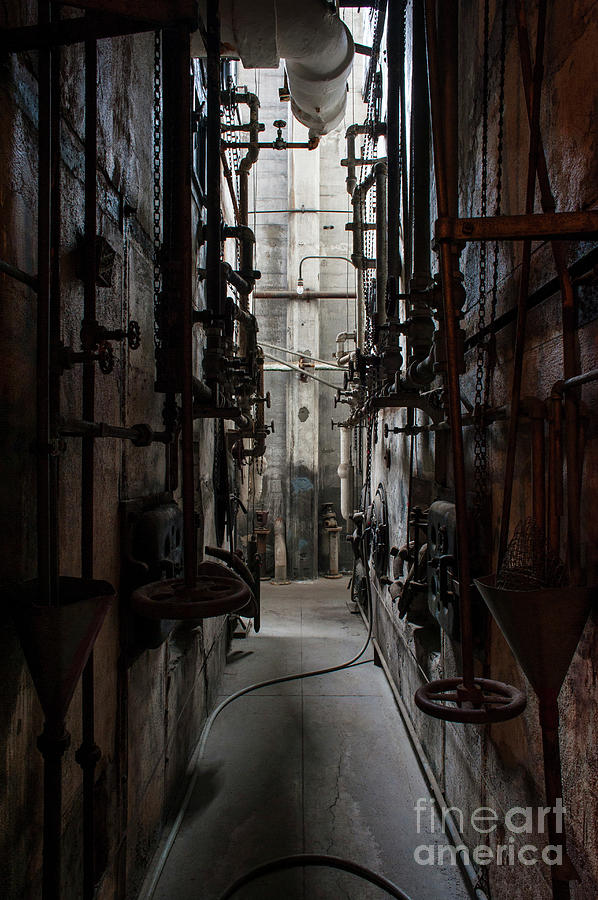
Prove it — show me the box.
[194,0,354,141]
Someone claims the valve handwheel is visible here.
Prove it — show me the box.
[414,676,526,724]
[132,573,251,620]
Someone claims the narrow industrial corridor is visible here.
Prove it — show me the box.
[2,1,598,899]
[148,580,469,900]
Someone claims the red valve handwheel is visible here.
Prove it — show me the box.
[415,677,526,724]
[132,573,251,620]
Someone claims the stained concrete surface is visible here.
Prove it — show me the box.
[152,579,470,900]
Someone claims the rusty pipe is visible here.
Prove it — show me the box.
[548,388,564,555]
[425,0,477,689]
[498,0,547,569]
[37,0,52,605]
[526,397,547,537]
[79,29,99,900]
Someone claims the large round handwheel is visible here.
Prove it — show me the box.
[132,573,251,620]
[415,677,526,724]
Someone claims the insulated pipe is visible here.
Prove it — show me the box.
[273,517,288,582]
[195,0,354,140]
[338,424,354,522]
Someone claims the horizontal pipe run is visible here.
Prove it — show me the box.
[262,353,343,390]
[259,341,339,367]
[59,419,171,444]
[560,368,598,392]
[254,291,356,300]
[0,258,39,289]
[222,141,313,150]
[436,210,598,243]
[1,13,160,52]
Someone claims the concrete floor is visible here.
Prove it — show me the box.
[152,579,470,900]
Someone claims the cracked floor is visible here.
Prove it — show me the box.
[153,579,470,900]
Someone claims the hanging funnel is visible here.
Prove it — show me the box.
[13,577,113,722]
[475,575,595,699]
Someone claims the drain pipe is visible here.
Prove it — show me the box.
[338,424,354,523]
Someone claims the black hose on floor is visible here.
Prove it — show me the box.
[142,571,413,900]
[217,853,413,900]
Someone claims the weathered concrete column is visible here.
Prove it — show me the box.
[286,117,320,580]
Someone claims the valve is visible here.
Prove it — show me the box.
[98,342,115,374]
[273,119,287,150]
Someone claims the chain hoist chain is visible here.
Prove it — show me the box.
[153,30,162,355]
[473,0,491,515]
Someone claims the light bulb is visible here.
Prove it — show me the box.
[296,279,304,295]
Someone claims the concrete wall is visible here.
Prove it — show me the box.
[0,11,227,898]
[369,2,598,898]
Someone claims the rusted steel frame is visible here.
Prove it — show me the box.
[2,14,159,52]
[425,0,476,690]
[497,0,547,570]
[436,210,598,243]
[515,0,581,583]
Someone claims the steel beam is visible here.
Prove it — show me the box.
[436,210,598,243]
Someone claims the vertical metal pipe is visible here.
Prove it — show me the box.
[375,161,387,326]
[80,32,98,900]
[165,25,196,586]
[37,0,52,604]
[539,698,572,900]
[207,1,222,318]
[411,0,431,290]
[530,404,546,537]
[387,0,403,292]
[498,0,547,568]
[38,721,70,900]
[425,0,475,688]
[49,14,61,597]
[438,2,458,218]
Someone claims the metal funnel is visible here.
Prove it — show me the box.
[13,577,113,722]
[475,575,595,699]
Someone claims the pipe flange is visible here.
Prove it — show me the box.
[414,677,526,724]
[132,574,251,620]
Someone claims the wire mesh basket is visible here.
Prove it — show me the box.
[497,518,567,591]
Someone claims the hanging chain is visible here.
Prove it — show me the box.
[152,31,163,355]
[473,0,491,516]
